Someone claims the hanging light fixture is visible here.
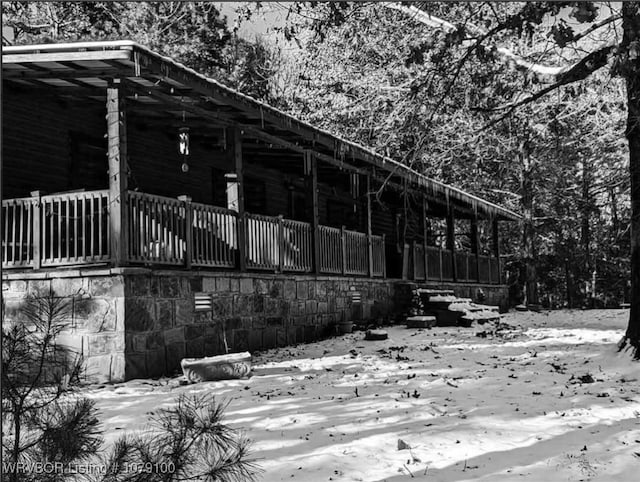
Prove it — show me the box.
[178,108,190,172]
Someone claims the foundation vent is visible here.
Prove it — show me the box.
[194,293,213,312]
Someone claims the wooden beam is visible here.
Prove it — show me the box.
[422,195,429,280]
[447,206,457,282]
[366,174,373,277]
[304,151,320,274]
[3,67,123,80]
[123,80,236,125]
[232,127,247,272]
[106,81,129,266]
[493,218,501,284]
[471,213,480,283]
[3,50,132,64]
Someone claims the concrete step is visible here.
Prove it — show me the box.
[406,315,437,329]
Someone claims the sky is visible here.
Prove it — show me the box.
[216,2,285,40]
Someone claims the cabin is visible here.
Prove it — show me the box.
[1,41,520,382]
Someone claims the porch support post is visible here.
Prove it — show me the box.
[422,196,428,281]
[178,195,193,269]
[493,218,501,284]
[30,190,43,270]
[107,80,128,267]
[366,174,373,277]
[231,127,247,272]
[447,205,457,282]
[471,213,480,283]
[304,150,320,274]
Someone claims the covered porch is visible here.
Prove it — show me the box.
[2,41,518,285]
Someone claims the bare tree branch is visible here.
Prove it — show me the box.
[385,2,619,84]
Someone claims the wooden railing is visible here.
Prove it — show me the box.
[282,219,313,272]
[442,249,454,281]
[245,213,280,271]
[455,252,470,282]
[3,196,37,268]
[3,190,387,278]
[426,246,442,281]
[419,245,502,284]
[478,255,492,283]
[191,202,237,268]
[244,214,313,272]
[371,234,385,277]
[2,190,110,269]
[344,229,368,275]
[4,189,506,283]
[318,225,342,274]
[413,242,426,281]
[41,190,111,267]
[128,191,185,265]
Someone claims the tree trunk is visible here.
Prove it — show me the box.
[622,3,640,357]
[581,158,592,273]
[520,140,539,307]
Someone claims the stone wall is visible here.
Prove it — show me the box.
[2,269,511,383]
[2,268,395,382]
[123,270,394,380]
[2,270,126,383]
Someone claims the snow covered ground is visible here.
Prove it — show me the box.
[87,310,640,481]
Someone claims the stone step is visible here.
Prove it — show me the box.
[461,310,501,322]
[406,315,437,329]
[417,288,455,297]
[448,302,500,313]
[365,329,388,341]
[425,309,461,326]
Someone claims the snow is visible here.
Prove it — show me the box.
[86,309,640,481]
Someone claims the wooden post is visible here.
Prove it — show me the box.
[107,81,128,266]
[231,127,247,272]
[277,215,284,273]
[447,207,457,281]
[341,225,347,275]
[178,195,192,269]
[366,174,373,277]
[304,151,320,274]
[471,214,480,283]
[30,190,43,269]
[382,233,387,278]
[422,196,428,281]
[493,218,501,284]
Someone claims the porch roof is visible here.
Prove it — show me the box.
[2,40,520,221]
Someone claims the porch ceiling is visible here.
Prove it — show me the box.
[2,40,520,222]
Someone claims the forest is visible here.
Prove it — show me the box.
[3,1,638,348]
[2,3,640,481]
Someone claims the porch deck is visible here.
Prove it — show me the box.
[2,189,502,283]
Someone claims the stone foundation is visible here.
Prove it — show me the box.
[2,270,126,383]
[3,268,394,382]
[3,270,509,383]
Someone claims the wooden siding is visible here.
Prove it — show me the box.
[3,84,106,198]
